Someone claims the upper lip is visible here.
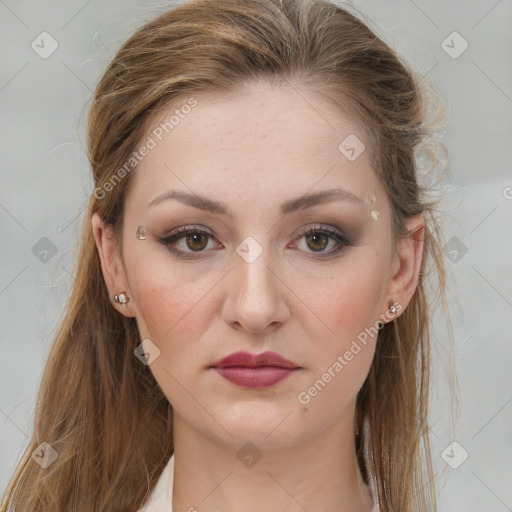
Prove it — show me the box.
[210,351,300,369]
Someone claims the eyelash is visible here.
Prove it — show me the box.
[157,224,354,260]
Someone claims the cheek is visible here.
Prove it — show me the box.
[129,260,215,401]
[127,251,213,342]
[303,256,386,340]
[328,278,382,340]
[295,273,380,416]
[310,283,378,385]
[295,254,385,394]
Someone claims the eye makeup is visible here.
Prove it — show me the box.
[142,222,357,260]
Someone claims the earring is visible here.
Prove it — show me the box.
[390,303,397,315]
[113,292,130,304]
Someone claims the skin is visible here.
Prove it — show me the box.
[92,80,424,512]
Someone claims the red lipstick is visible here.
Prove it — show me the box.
[210,351,300,389]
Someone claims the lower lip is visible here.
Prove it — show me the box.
[212,366,299,388]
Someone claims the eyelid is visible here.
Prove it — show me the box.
[294,223,349,241]
[163,224,216,239]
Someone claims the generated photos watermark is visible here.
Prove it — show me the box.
[297,302,402,405]
[93,97,197,200]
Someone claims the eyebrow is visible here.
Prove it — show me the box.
[147,188,364,217]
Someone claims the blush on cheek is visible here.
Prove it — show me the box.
[134,273,214,344]
[132,280,186,340]
[320,288,378,342]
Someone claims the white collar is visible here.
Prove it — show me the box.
[137,454,175,512]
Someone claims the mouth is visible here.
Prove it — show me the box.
[210,350,299,369]
[211,366,300,388]
[209,351,301,389]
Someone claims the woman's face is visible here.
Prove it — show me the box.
[94,80,422,450]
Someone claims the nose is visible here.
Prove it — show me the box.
[222,244,290,334]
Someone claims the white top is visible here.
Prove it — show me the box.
[137,454,379,511]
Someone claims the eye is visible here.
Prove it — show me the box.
[291,224,353,259]
[158,226,221,257]
[158,224,353,259]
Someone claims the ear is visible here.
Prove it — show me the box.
[382,213,425,321]
[91,213,136,318]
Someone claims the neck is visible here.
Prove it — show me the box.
[171,407,374,512]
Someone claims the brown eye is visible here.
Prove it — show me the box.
[304,232,330,252]
[293,225,354,259]
[158,226,221,257]
[185,231,208,251]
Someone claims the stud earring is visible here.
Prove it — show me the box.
[113,292,130,304]
[387,299,398,316]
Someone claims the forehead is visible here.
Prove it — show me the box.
[126,81,381,211]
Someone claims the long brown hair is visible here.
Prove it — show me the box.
[1,0,453,510]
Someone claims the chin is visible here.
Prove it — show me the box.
[203,405,306,450]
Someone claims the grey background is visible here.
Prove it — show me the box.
[1,0,511,510]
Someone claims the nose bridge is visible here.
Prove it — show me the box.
[225,232,288,332]
[235,234,276,305]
